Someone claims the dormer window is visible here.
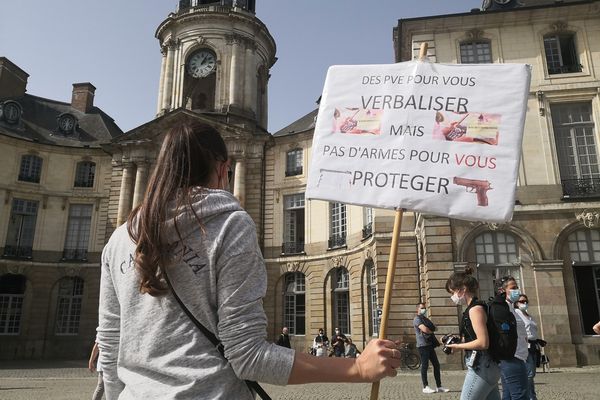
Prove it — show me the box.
[57,113,77,135]
[1,101,22,124]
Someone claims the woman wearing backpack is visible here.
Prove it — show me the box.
[445,267,501,400]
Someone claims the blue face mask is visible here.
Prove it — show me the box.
[508,289,521,303]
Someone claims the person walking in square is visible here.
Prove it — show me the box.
[414,302,449,394]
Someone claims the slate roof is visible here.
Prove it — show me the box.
[0,94,123,148]
[272,108,318,137]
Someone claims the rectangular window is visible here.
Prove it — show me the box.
[285,149,303,177]
[551,102,599,198]
[4,199,38,259]
[544,34,581,75]
[334,291,350,335]
[74,162,96,188]
[18,155,42,183]
[55,278,84,335]
[63,204,93,260]
[329,202,347,249]
[363,207,373,238]
[460,41,492,64]
[0,295,24,335]
[282,194,305,254]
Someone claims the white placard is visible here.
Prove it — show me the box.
[306,61,531,223]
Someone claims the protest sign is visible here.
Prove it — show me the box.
[306,61,531,223]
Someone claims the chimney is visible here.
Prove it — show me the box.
[71,82,96,113]
[0,57,29,100]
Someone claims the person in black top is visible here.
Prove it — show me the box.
[276,327,291,348]
[445,267,501,400]
[331,328,347,357]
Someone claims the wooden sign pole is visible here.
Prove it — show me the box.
[369,42,428,400]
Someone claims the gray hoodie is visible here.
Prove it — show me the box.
[97,189,295,399]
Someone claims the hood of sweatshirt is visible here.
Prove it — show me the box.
[162,188,242,245]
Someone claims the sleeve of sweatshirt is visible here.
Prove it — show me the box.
[216,212,295,385]
[96,245,125,398]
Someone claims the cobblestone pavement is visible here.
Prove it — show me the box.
[1,360,599,399]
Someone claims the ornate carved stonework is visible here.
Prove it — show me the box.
[286,261,305,272]
[550,21,568,32]
[329,256,346,269]
[575,209,600,228]
[465,28,485,40]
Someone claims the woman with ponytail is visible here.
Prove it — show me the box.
[96,122,401,400]
[445,267,501,400]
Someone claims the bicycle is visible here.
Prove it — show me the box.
[398,343,421,370]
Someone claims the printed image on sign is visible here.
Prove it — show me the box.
[305,61,531,223]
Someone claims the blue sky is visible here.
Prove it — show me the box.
[0,1,481,133]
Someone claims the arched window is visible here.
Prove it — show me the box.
[55,277,84,335]
[474,231,521,300]
[544,32,581,75]
[18,155,43,183]
[568,229,600,335]
[460,40,492,64]
[333,268,350,335]
[366,261,379,336]
[283,272,305,335]
[74,161,96,188]
[0,274,26,335]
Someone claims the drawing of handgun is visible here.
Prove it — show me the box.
[453,177,492,207]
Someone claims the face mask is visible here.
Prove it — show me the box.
[419,308,427,316]
[508,289,521,303]
[451,292,466,305]
[518,303,528,312]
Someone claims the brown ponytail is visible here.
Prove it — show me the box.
[445,266,479,294]
[126,122,228,296]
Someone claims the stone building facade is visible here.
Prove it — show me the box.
[0,57,121,359]
[392,0,600,366]
[2,0,600,368]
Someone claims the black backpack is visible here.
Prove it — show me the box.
[486,295,518,361]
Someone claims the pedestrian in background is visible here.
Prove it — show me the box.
[88,341,104,400]
[277,327,291,348]
[97,122,402,399]
[498,277,528,400]
[331,328,347,357]
[313,328,329,357]
[514,294,539,400]
[414,302,449,394]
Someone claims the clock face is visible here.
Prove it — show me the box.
[187,50,217,78]
[3,102,21,124]
[494,0,512,4]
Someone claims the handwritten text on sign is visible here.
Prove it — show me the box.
[305,61,531,223]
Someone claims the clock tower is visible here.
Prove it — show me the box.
[155,0,275,129]
[108,0,275,239]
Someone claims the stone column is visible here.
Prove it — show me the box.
[244,43,256,113]
[132,161,149,208]
[531,260,577,366]
[233,157,246,208]
[156,47,167,115]
[229,36,242,107]
[162,40,176,111]
[116,162,135,226]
